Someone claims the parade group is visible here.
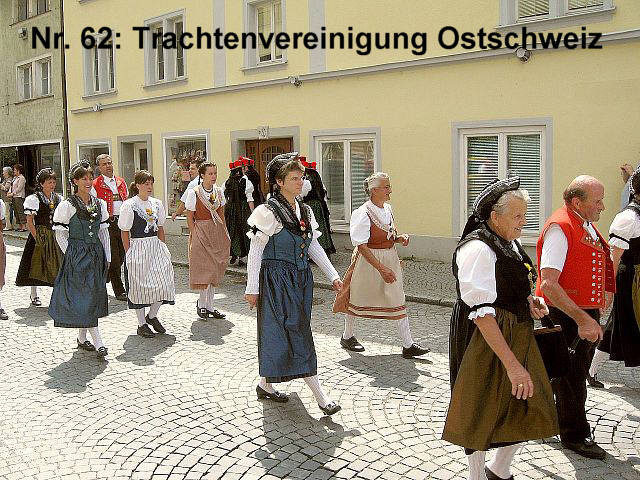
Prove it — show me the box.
[0,150,637,480]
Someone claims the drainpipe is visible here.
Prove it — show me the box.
[59,0,70,194]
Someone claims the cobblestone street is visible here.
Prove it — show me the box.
[1,236,640,480]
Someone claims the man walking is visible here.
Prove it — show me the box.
[536,175,614,460]
[92,154,128,301]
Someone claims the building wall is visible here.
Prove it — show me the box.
[0,0,64,145]
[63,0,640,259]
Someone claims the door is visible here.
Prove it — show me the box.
[244,138,293,194]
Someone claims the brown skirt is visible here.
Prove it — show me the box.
[442,308,559,451]
[189,218,230,290]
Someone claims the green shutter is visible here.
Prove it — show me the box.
[466,136,499,218]
[568,0,603,10]
[518,0,549,18]
[507,134,541,232]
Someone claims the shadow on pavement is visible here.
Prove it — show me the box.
[44,349,108,393]
[338,351,432,392]
[256,393,361,478]
[189,318,233,346]
[115,334,177,366]
[13,305,49,327]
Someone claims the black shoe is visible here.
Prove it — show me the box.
[319,402,342,416]
[256,385,289,403]
[561,438,607,460]
[230,256,237,265]
[137,324,156,338]
[485,466,513,480]
[340,336,365,352]
[207,309,226,319]
[31,296,42,307]
[96,346,108,359]
[146,315,166,334]
[196,302,208,320]
[402,343,430,358]
[587,373,604,388]
[0,309,8,320]
[115,292,128,302]
[77,339,96,351]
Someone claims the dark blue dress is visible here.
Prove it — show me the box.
[49,197,109,328]
[257,199,316,383]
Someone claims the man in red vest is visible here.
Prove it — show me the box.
[536,175,614,460]
[92,154,128,301]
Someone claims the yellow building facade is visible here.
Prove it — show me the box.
[64,0,640,260]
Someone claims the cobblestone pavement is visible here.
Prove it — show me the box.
[1,235,640,480]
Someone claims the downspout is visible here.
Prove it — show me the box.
[59,0,70,195]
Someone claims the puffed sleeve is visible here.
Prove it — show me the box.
[99,199,110,230]
[245,178,254,203]
[117,200,134,231]
[609,209,640,250]
[23,194,39,215]
[301,179,312,199]
[247,204,279,240]
[217,186,226,207]
[52,200,74,231]
[184,188,197,212]
[349,205,371,246]
[156,199,167,227]
[455,240,498,321]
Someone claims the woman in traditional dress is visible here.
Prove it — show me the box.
[443,177,558,480]
[224,158,253,265]
[49,161,111,358]
[15,168,63,307]
[333,173,428,357]
[120,171,175,338]
[588,168,640,387]
[186,161,230,320]
[245,157,264,207]
[0,197,8,320]
[300,157,336,256]
[244,153,342,416]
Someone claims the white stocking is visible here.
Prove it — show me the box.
[135,309,146,327]
[206,286,216,311]
[487,444,521,479]
[198,290,207,309]
[343,315,356,340]
[88,327,104,349]
[77,328,88,343]
[30,286,38,299]
[148,301,162,319]
[589,349,609,377]
[397,317,414,348]
[467,450,488,480]
[304,375,332,408]
[258,377,275,394]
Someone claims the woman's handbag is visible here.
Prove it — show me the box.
[534,315,570,379]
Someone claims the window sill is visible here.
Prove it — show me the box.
[143,77,188,90]
[497,6,616,32]
[14,94,54,105]
[82,89,117,99]
[241,59,288,74]
[9,10,51,26]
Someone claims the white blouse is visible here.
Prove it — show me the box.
[23,192,61,215]
[456,239,523,320]
[244,202,339,294]
[118,196,166,231]
[242,175,254,202]
[184,185,226,212]
[609,208,640,250]
[349,201,394,246]
[52,198,111,262]
[180,176,201,204]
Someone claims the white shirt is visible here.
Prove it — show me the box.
[540,215,599,272]
[456,239,523,320]
[184,185,226,212]
[349,201,394,246]
[301,179,312,199]
[23,192,60,215]
[101,174,126,215]
[118,196,166,232]
[180,176,201,204]
[609,208,640,250]
[242,175,254,203]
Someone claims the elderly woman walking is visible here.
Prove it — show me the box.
[443,178,558,480]
[333,172,429,357]
[9,164,27,231]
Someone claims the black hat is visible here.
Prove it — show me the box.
[461,177,521,239]
[36,167,55,185]
[630,167,640,196]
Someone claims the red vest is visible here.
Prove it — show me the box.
[535,205,615,309]
[93,175,128,217]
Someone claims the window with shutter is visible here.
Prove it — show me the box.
[350,141,375,212]
[518,0,549,18]
[568,0,603,10]
[507,135,541,231]
[466,136,499,217]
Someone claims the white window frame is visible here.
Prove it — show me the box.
[314,133,380,228]
[15,54,52,102]
[144,10,187,87]
[75,140,112,165]
[458,125,547,242]
[500,0,614,28]
[82,30,116,97]
[243,0,287,70]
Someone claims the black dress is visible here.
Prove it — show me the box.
[246,167,264,206]
[599,202,640,367]
[303,169,336,255]
[224,173,251,258]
